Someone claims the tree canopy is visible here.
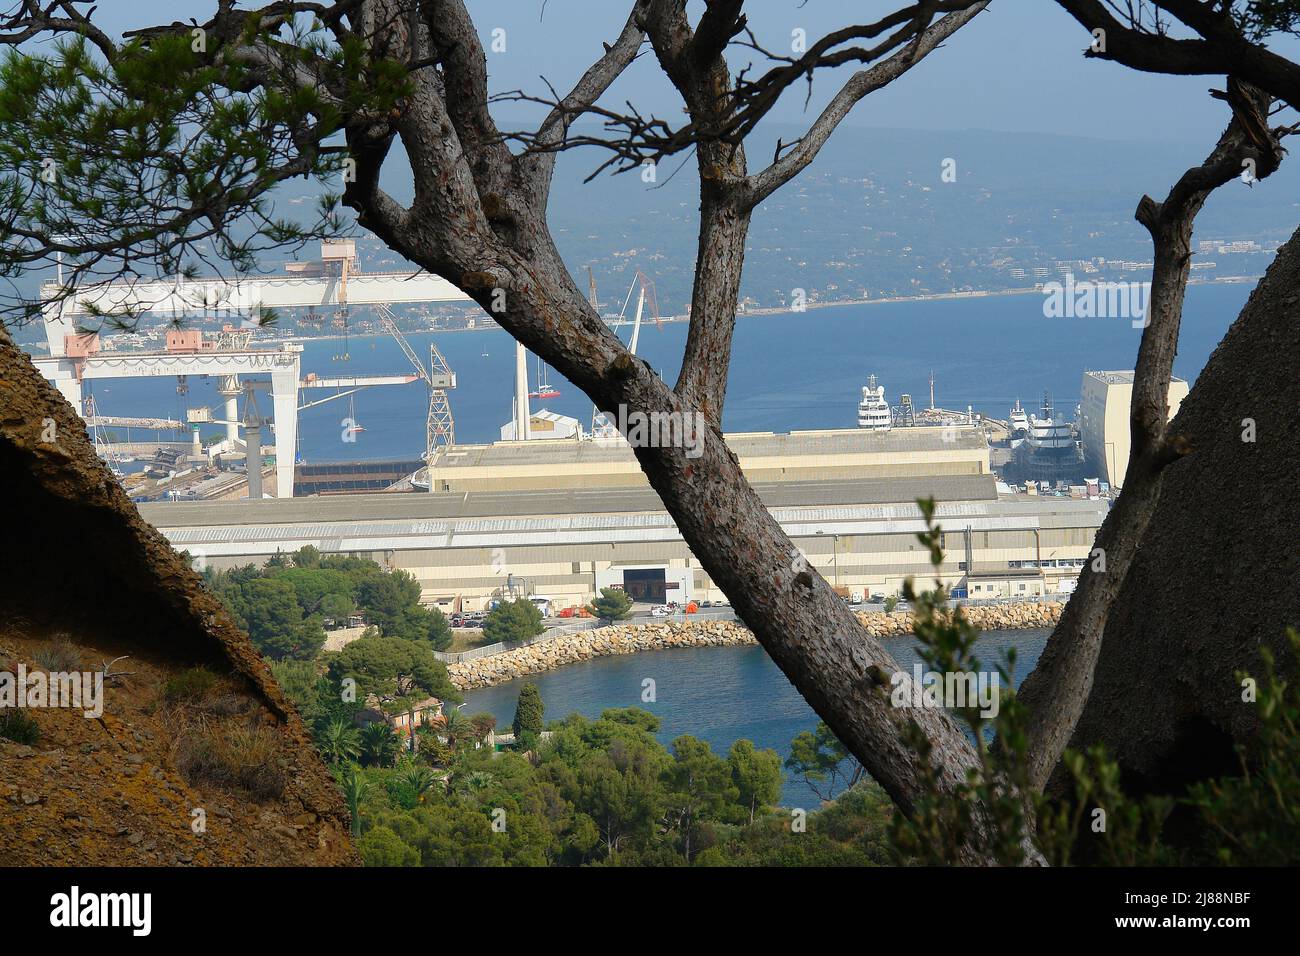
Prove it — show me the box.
[483,598,545,645]
[512,682,544,742]
[328,635,459,705]
[207,553,452,653]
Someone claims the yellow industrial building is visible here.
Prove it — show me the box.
[422,426,991,492]
[144,426,1104,613]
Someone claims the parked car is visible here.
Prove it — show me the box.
[449,614,464,627]
[651,606,669,617]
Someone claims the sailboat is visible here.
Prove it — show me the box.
[529,354,561,399]
[347,393,365,433]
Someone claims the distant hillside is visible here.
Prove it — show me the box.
[8,125,1295,335]
[541,123,1300,313]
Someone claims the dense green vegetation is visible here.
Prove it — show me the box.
[349,706,895,867]
[262,648,897,866]
[227,529,1299,867]
[204,546,451,660]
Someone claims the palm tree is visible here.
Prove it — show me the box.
[339,764,369,837]
[441,706,470,751]
[396,759,440,804]
[450,768,496,797]
[315,717,361,765]
[358,721,402,768]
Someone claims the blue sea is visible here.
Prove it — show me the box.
[65,282,1250,459]
[463,630,1050,808]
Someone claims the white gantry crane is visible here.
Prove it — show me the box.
[376,303,456,480]
[34,240,473,497]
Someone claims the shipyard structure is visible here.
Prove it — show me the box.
[144,425,1105,611]
[1078,370,1189,489]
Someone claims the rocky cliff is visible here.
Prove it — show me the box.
[0,331,357,866]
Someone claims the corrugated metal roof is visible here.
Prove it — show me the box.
[158,491,1104,558]
[432,426,988,469]
[142,473,1002,529]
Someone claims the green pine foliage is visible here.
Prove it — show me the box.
[587,587,633,622]
[482,598,545,645]
[205,551,450,659]
[346,706,892,867]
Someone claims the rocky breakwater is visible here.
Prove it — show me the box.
[854,601,1065,638]
[447,602,1063,691]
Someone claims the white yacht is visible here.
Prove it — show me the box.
[1027,404,1074,450]
[1017,392,1083,482]
[1009,399,1029,437]
[857,375,892,431]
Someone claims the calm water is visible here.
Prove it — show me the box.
[70,283,1250,460]
[463,629,1050,807]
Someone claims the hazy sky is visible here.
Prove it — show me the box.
[74,1,1299,144]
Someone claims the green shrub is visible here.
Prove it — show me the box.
[512,682,544,739]
[0,709,40,745]
[1181,629,1300,865]
[161,667,220,703]
[587,587,632,622]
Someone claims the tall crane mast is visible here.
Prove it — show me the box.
[376,303,456,481]
[591,269,660,438]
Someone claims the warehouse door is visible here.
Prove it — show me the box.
[623,568,667,605]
